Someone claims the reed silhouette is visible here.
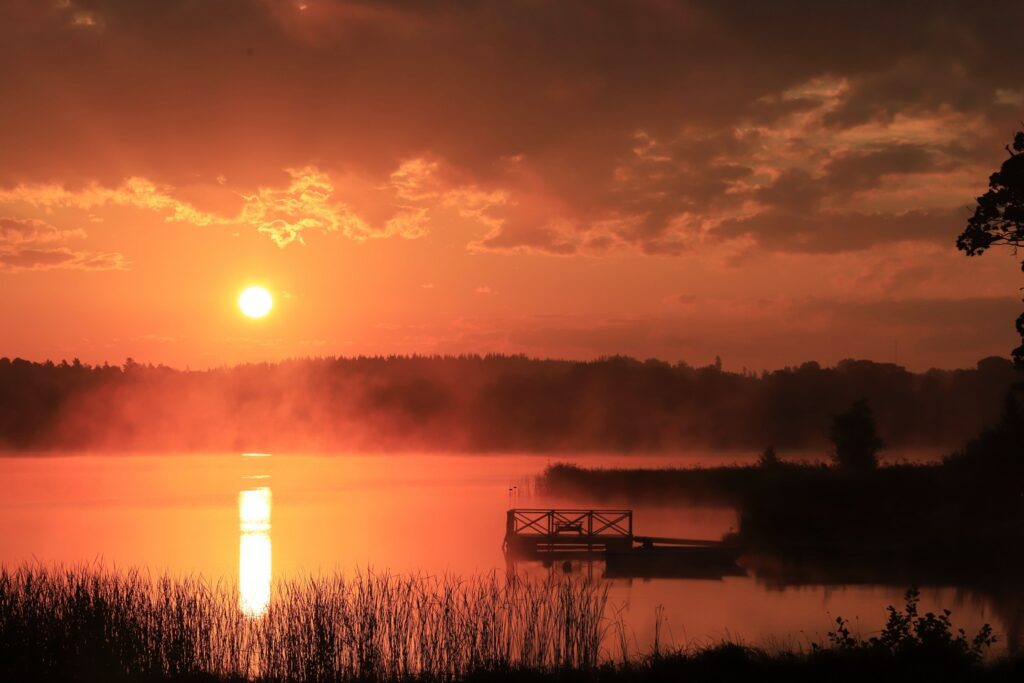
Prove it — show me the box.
[1,566,1017,682]
[0,566,607,682]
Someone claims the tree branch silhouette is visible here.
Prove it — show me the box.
[957,129,1024,369]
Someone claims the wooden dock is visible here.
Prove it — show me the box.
[504,509,634,556]
[504,509,741,575]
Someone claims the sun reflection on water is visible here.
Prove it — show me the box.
[239,486,272,617]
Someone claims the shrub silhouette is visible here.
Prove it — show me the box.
[946,389,1024,469]
[830,398,885,471]
[824,588,996,664]
[758,446,780,468]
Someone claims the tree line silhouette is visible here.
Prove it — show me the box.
[0,354,1018,452]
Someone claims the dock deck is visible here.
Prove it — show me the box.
[504,508,739,563]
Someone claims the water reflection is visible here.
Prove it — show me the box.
[0,452,1014,651]
[239,486,272,616]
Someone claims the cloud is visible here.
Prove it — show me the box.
[0,179,223,226]
[0,216,85,244]
[389,158,442,202]
[0,216,127,272]
[0,247,127,272]
[238,167,372,246]
[1,1,1022,256]
[821,143,946,194]
[384,207,430,240]
[70,10,102,30]
[715,207,965,253]
[0,167,440,248]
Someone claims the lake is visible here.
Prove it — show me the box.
[0,451,1011,656]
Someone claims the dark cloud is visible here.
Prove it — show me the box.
[754,169,827,212]
[0,247,126,271]
[716,207,966,253]
[726,138,982,252]
[822,144,945,194]
[0,248,79,269]
[0,216,126,271]
[822,57,1000,129]
[0,216,84,244]
[1,0,1022,254]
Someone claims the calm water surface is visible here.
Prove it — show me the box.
[0,451,1011,654]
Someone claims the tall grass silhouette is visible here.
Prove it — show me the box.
[0,565,609,681]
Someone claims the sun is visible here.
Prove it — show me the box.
[239,286,273,319]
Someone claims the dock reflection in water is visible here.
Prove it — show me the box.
[239,458,272,617]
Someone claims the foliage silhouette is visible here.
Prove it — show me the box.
[830,398,885,471]
[758,445,780,468]
[946,389,1024,469]
[957,129,1024,369]
[825,589,996,664]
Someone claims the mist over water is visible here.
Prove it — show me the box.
[1,356,1018,453]
[0,450,1009,653]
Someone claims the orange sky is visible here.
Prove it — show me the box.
[2,0,1023,371]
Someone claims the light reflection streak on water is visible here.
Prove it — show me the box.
[239,486,271,617]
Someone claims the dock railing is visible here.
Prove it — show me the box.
[504,509,633,555]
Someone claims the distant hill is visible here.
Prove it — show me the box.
[0,354,1018,453]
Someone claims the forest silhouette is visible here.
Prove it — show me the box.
[0,354,1018,452]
